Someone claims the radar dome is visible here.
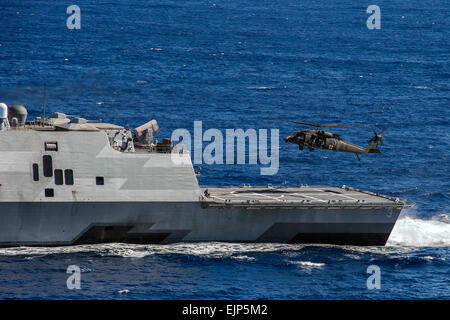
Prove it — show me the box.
[0,103,7,119]
[8,105,28,125]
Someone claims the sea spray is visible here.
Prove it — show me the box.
[387,214,450,247]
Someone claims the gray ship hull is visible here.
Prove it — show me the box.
[0,198,401,246]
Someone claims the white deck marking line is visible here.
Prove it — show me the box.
[297,192,357,202]
[212,196,227,201]
[230,193,256,199]
[252,192,283,202]
[304,188,324,192]
[333,193,358,201]
[291,193,327,202]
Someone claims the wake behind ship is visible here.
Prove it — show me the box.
[0,104,414,247]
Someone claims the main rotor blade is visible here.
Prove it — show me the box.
[330,125,371,128]
[370,126,388,135]
[287,121,346,127]
[370,126,377,135]
[287,121,370,129]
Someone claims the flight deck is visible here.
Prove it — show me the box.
[202,185,413,209]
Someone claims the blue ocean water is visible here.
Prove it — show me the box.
[0,0,448,299]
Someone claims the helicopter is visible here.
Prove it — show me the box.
[283,121,385,160]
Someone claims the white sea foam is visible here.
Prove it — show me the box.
[291,261,326,268]
[0,215,448,258]
[246,86,274,90]
[387,214,450,247]
[118,289,129,294]
[0,242,301,258]
[232,255,256,261]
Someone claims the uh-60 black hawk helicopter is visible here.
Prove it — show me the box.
[283,121,385,160]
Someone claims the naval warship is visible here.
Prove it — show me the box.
[0,103,414,247]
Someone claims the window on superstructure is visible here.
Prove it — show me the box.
[45,188,54,197]
[65,169,74,185]
[32,163,39,181]
[54,169,63,185]
[43,155,53,177]
[96,176,104,185]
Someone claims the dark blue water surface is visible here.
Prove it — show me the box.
[0,0,448,299]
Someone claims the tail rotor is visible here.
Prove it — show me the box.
[368,127,386,144]
[366,127,386,153]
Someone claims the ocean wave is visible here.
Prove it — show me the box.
[117,289,130,294]
[414,86,432,90]
[290,261,326,268]
[247,86,275,90]
[246,86,287,91]
[103,242,301,259]
[232,255,256,261]
[0,242,302,259]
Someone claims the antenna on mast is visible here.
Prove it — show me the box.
[43,81,47,119]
